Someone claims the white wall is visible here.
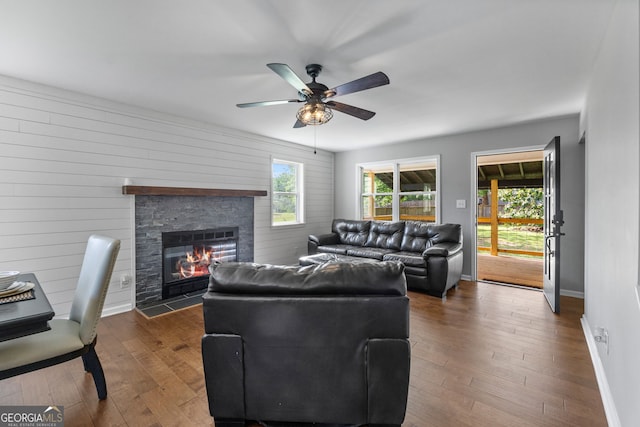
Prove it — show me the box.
[0,76,333,318]
[334,115,585,294]
[581,0,640,425]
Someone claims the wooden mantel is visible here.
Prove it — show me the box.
[122,185,267,197]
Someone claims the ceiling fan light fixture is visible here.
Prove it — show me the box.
[238,63,389,127]
[296,102,333,125]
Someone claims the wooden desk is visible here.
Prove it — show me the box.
[0,273,55,342]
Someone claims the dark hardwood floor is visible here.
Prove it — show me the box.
[0,280,607,426]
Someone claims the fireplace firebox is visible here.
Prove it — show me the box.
[162,227,238,299]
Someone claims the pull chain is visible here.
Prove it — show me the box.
[313,125,317,155]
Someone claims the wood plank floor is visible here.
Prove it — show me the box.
[0,281,607,426]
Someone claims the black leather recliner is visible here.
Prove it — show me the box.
[202,261,411,427]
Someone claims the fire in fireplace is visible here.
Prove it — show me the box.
[162,227,238,299]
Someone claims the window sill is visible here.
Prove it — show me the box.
[272,222,306,230]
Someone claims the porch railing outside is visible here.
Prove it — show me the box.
[477,179,543,258]
[476,217,543,257]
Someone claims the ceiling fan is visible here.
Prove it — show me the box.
[236,63,390,128]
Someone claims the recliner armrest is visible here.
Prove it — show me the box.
[423,242,462,258]
[309,233,340,246]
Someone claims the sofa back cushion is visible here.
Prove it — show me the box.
[208,261,407,296]
[365,221,404,250]
[400,221,432,252]
[400,222,462,252]
[332,219,371,246]
[429,223,462,245]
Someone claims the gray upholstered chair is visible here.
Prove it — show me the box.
[0,234,120,400]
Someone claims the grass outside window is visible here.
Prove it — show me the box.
[477,224,543,259]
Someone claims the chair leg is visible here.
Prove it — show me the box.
[82,353,90,372]
[82,345,107,400]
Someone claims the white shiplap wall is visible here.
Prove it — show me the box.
[0,75,334,318]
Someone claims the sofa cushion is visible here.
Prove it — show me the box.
[316,245,351,255]
[365,221,404,250]
[299,253,380,266]
[332,219,371,246]
[383,251,426,268]
[400,221,432,252]
[347,247,397,260]
[209,261,407,296]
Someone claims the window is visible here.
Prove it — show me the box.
[272,159,304,226]
[361,164,394,221]
[358,157,439,223]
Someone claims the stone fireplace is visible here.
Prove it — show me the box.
[131,190,258,308]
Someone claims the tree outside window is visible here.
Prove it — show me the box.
[272,159,304,226]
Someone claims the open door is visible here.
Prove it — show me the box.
[543,136,563,312]
[475,150,545,288]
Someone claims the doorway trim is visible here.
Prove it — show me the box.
[470,145,545,282]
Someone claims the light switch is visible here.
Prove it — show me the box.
[456,199,466,209]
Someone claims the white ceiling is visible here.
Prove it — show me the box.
[0,0,615,152]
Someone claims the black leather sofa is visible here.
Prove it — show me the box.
[202,261,410,427]
[308,219,463,299]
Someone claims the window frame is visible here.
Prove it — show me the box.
[356,155,440,223]
[271,158,305,227]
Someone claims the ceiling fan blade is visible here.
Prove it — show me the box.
[267,63,313,97]
[325,71,390,98]
[236,99,302,108]
[293,119,306,128]
[326,101,376,120]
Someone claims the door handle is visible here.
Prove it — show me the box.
[546,231,565,238]
[545,231,565,256]
[545,234,555,256]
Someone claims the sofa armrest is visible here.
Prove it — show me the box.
[309,232,340,246]
[422,242,463,258]
[308,232,340,255]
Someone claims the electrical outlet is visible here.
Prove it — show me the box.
[120,274,132,289]
[594,326,609,355]
[456,199,466,209]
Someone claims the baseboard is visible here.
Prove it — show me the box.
[461,274,472,282]
[560,289,584,299]
[102,303,133,318]
[581,315,621,427]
